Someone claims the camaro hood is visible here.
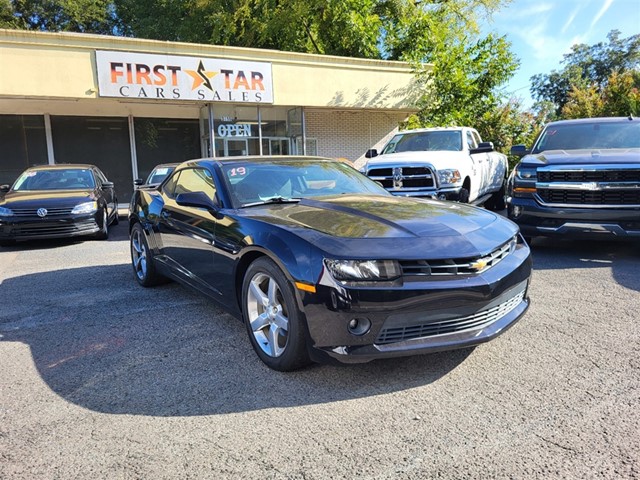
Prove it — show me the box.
[240,195,518,259]
[364,151,464,170]
[0,189,96,208]
[522,148,640,166]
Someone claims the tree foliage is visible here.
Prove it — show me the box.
[530,30,640,116]
[3,0,115,32]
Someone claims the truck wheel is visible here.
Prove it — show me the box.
[459,188,470,203]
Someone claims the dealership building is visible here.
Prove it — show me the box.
[0,29,420,202]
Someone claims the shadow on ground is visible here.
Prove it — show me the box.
[0,263,472,416]
[528,237,640,292]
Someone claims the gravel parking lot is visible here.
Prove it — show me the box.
[1,222,639,479]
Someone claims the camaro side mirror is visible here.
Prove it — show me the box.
[365,148,378,158]
[0,184,10,193]
[176,191,221,217]
[510,144,529,157]
[101,181,115,189]
[133,178,144,186]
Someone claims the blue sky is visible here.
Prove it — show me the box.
[481,0,640,107]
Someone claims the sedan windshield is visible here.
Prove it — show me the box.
[382,131,462,154]
[12,169,96,191]
[221,159,390,207]
[533,120,640,153]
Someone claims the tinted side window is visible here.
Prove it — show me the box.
[466,131,476,149]
[174,168,216,200]
[163,171,180,199]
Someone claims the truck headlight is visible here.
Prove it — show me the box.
[437,169,461,185]
[324,259,401,281]
[0,206,14,217]
[71,201,98,214]
[515,165,537,180]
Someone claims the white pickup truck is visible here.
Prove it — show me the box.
[361,127,508,209]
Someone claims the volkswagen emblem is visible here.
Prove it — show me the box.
[37,208,48,218]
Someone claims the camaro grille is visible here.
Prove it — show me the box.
[10,207,76,216]
[375,289,525,345]
[367,166,435,190]
[400,238,516,276]
[537,189,640,206]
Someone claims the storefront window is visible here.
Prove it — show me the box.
[50,116,132,202]
[0,115,47,186]
[134,118,200,181]
[205,105,294,157]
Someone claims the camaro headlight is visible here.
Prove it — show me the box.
[0,206,14,217]
[437,169,461,185]
[324,259,401,281]
[71,201,98,214]
[515,165,537,180]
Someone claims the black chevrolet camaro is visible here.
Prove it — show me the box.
[0,164,119,246]
[128,156,532,371]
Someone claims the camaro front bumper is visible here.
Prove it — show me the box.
[300,242,532,364]
[507,197,640,239]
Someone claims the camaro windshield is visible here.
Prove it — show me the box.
[382,131,462,154]
[221,159,390,207]
[12,169,96,191]
[533,120,640,153]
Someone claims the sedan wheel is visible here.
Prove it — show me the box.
[96,208,109,240]
[242,257,311,371]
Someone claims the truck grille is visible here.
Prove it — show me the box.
[538,170,640,182]
[537,190,640,206]
[536,166,640,207]
[375,289,525,345]
[367,166,435,190]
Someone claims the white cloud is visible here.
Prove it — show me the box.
[561,7,580,34]
[591,0,615,28]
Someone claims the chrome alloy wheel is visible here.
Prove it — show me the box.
[246,272,290,357]
[130,227,148,281]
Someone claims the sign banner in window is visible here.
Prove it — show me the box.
[95,51,273,103]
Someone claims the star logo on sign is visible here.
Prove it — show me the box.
[185,60,218,91]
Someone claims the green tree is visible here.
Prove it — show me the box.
[3,0,115,33]
[530,30,640,116]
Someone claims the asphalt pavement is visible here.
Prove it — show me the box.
[1,223,639,479]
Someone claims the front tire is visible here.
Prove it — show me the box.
[458,187,470,203]
[130,222,165,287]
[96,208,109,240]
[242,257,311,371]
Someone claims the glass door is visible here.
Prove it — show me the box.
[215,138,249,157]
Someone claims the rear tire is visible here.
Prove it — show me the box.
[242,257,311,371]
[130,222,166,287]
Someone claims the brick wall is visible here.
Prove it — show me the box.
[305,109,408,169]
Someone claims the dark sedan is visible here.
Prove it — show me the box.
[0,164,118,246]
[128,156,532,371]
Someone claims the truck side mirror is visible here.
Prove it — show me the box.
[510,145,529,157]
[470,142,494,154]
[365,149,378,158]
